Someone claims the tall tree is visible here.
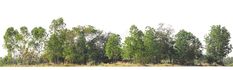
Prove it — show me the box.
[205,25,232,65]
[155,23,175,63]
[18,26,31,64]
[31,27,47,55]
[46,18,66,64]
[104,33,122,63]
[30,27,47,64]
[73,28,87,64]
[84,25,108,65]
[123,25,145,64]
[174,30,202,65]
[63,26,87,64]
[143,26,158,64]
[3,27,19,64]
[62,29,73,63]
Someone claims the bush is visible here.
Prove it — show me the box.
[223,57,233,66]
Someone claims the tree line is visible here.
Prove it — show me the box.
[0,18,232,66]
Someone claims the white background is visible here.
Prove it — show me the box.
[0,0,233,58]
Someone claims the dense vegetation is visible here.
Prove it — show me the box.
[0,18,232,66]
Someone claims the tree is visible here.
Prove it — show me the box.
[154,23,175,63]
[18,26,31,64]
[174,30,202,65]
[46,18,66,64]
[205,25,232,65]
[30,27,47,64]
[4,18,232,66]
[141,24,175,64]
[122,25,145,64]
[104,33,122,63]
[31,27,47,54]
[3,27,19,64]
[63,26,87,64]
[73,28,87,64]
[84,25,108,65]
[143,26,158,64]
[3,26,38,65]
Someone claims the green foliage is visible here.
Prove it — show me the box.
[0,55,13,65]
[123,24,175,64]
[63,27,87,64]
[105,33,122,63]
[143,26,158,64]
[29,27,47,64]
[154,23,175,63]
[174,30,202,65]
[122,25,145,64]
[46,18,66,64]
[1,18,232,66]
[205,25,232,65]
[49,17,66,34]
[4,27,18,56]
[31,27,47,40]
[223,57,233,66]
[85,28,108,65]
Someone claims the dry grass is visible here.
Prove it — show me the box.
[98,62,179,67]
[1,62,181,67]
[8,62,228,67]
